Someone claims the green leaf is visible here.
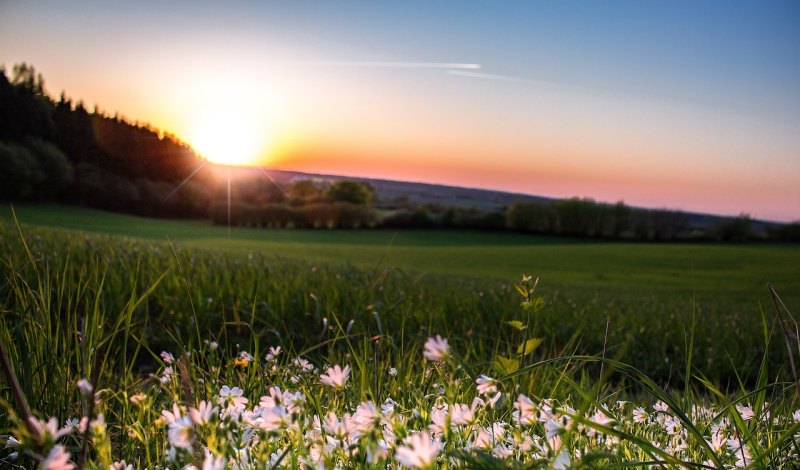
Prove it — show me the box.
[494,356,520,375]
[517,337,543,355]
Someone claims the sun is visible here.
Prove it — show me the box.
[188,109,271,167]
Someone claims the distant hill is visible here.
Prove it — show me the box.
[253,169,551,211]
[247,168,783,234]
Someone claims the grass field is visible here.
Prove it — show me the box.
[1,204,799,467]
[2,203,799,382]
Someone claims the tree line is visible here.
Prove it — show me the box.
[0,63,213,217]
[1,63,797,240]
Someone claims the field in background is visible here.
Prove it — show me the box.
[2,203,799,387]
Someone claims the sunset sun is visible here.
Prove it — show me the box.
[188,111,269,166]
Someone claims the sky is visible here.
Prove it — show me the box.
[1,1,799,221]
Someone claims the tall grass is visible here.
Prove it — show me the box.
[0,218,798,467]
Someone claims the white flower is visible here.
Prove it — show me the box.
[735,404,755,421]
[41,444,74,470]
[218,385,248,410]
[423,335,450,362]
[159,366,174,384]
[265,346,282,361]
[552,448,571,470]
[395,431,441,468]
[28,416,72,441]
[188,400,218,425]
[4,436,20,448]
[320,365,350,389]
[160,351,175,364]
[202,454,225,470]
[513,394,537,425]
[236,351,254,366]
[161,403,184,425]
[76,379,93,397]
[389,367,398,376]
[476,375,497,395]
[129,393,146,405]
[167,415,194,448]
[109,460,133,470]
[294,357,314,372]
[653,401,669,413]
[632,407,648,424]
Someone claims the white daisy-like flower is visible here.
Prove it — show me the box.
[265,346,282,362]
[513,394,537,425]
[202,454,225,470]
[167,415,194,449]
[188,400,218,425]
[476,375,498,395]
[395,431,442,468]
[28,416,72,441]
[423,335,450,362]
[109,460,133,470]
[735,404,755,421]
[76,378,93,396]
[632,407,648,424]
[218,385,248,410]
[41,444,74,470]
[320,365,351,389]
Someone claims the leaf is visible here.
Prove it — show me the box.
[505,320,527,330]
[494,356,520,375]
[521,296,544,313]
[517,337,543,355]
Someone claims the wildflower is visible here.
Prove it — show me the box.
[161,403,184,425]
[294,357,314,372]
[653,401,669,413]
[129,393,146,405]
[260,405,289,432]
[353,401,381,432]
[632,407,648,424]
[265,346,282,361]
[160,351,175,364]
[168,415,194,449]
[428,404,449,437]
[41,444,74,470]
[487,391,503,408]
[727,436,752,468]
[476,375,498,395]
[395,431,442,468]
[234,351,253,367]
[423,335,450,362]
[110,461,133,470]
[202,454,225,470]
[389,367,398,376]
[735,404,755,421]
[28,416,72,441]
[76,379,93,397]
[513,394,537,425]
[159,366,174,384]
[188,400,218,425]
[472,423,506,450]
[320,364,350,389]
[218,385,248,410]
[552,448,571,470]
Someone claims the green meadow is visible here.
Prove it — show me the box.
[2,204,800,467]
[2,203,799,386]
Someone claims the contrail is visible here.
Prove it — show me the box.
[446,69,562,87]
[291,61,481,70]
